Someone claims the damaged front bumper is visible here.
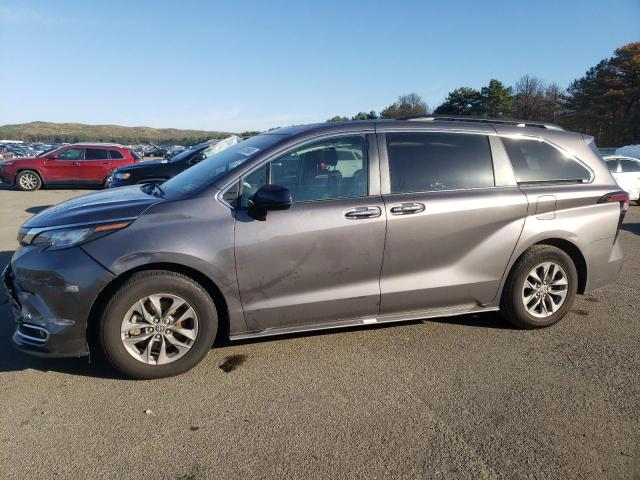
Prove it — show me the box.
[3,246,115,357]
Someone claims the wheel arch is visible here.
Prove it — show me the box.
[87,262,230,351]
[16,168,45,185]
[505,237,588,296]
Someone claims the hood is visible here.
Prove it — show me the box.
[113,158,170,173]
[23,185,162,228]
[1,156,37,163]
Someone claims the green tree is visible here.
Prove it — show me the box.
[478,79,514,117]
[327,115,350,122]
[381,93,429,119]
[563,42,640,146]
[434,87,481,115]
[351,111,379,120]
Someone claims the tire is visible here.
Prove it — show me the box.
[16,170,42,191]
[99,271,218,379]
[500,245,578,329]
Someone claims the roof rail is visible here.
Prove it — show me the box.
[404,115,564,131]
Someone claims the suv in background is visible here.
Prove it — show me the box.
[0,143,139,191]
[3,117,627,379]
[604,155,640,204]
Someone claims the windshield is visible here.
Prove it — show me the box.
[37,146,64,157]
[162,135,283,195]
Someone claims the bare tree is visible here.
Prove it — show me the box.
[514,75,546,119]
[381,93,429,119]
[542,82,565,123]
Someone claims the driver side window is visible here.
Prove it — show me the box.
[238,135,368,208]
[58,148,84,161]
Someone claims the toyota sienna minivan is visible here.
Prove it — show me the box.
[3,117,628,379]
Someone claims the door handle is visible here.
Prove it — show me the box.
[390,203,425,215]
[73,162,80,166]
[344,206,382,219]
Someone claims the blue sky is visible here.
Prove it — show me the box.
[1,0,638,132]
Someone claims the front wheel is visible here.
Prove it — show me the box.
[99,271,218,379]
[500,245,578,329]
[16,170,42,191]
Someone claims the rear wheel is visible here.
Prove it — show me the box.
[500,245,578,329]
[16,170,42,191]
[99,271,218,379]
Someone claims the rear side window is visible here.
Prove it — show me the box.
[502,137,591,183]
[109,149,125,160]
[386,132,494,193]
[84,148,110,160]
[620,159,640,172]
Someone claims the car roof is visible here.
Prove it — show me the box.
[67,142,127,148]
[265,116,569,140]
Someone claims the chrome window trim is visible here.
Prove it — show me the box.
[216,130,375,210]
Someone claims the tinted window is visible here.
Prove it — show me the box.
[606,160,618,172]
[502,137,591,183]
[85,148,110,160]
[239,135,367,207]
[57,148,84,160]
[386,132,494,193]
[109,149,125,160]
[620,159,640,172]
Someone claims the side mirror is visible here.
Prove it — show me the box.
[48,153,58,160]
[249,184,292,220]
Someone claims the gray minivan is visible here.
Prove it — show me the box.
[3,117,628,379]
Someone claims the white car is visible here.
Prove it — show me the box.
[604,155,640,204]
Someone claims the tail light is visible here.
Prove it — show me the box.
[598,190,629,241]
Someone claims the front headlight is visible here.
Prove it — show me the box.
[19,221,131,250]
[114,172,131,180]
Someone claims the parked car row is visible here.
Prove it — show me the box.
[0,137,241,191]
[0,141,62,160]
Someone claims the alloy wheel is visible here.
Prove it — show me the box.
[19,173,38,190]
[120,294,199,365]
[521,262,569,318]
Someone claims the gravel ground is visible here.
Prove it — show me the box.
[0,185,638,480]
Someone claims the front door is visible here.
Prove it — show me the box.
[233,134,386,331]
[378,131,528,315]
[46,147,84,181]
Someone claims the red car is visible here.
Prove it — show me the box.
[0,143,140,191]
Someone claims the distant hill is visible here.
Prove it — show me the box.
[0,121,236,145]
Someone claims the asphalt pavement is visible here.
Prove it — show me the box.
[0,184,638,479]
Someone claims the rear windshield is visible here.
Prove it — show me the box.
[162,135,283,195]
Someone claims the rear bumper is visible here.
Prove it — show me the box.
[583,237,624,293]
[3,246,115,357]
